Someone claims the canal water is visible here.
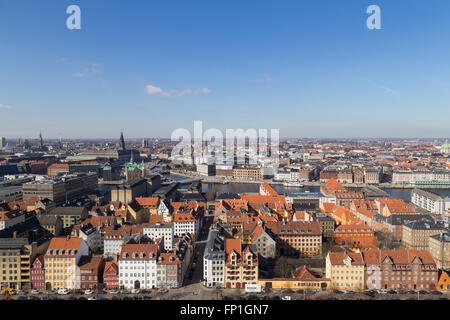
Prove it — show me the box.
[164,173,450,202]
[200,183,450,202]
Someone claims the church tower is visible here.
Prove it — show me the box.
[119,130,126,150]
[38,132,43,150]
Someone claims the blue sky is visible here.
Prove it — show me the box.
[0,0,449,139]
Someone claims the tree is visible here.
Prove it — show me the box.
[274,256,294,278]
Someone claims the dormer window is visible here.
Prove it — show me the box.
[140,252,144,258]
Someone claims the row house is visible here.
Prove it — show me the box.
[402,220,443,250]
[135,197,160,215]
[337,169,353,184]
[319,170,339,182]
[156,252,182,288]
[428,233,450,270]
[71,223,102,253]
[203,227,226,288]
[78,255,104,290]
[264,221,322,257]
[365,167,382,184]
[44,237,89,290]
[30,255,45,290]
[103,261,119,289]
[224,238,258,289]
[326,251,365,290]
[362,248,438,290]
[350,199,378,214]
[173,211,200,239]
[353,168,365,184]
[334,223,378,250]
[144,222,174,251]
[242,220,277,260]
[118,243,158,289]
[232,167,263,181]
[335,191,364,209]
[411,188,450,216]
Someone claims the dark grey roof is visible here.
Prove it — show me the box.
[430,232,450,243]
[47,206,87,216]
[37,214,60,225]
[0,238,29,249]
[216,193,241,200]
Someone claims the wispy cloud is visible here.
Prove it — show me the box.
[363,77,398,95]
[250,73,275,84]
[0,104,12,110]
[75,63,102,77]
[145,85,211,97]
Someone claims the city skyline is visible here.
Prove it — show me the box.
[1,0,450,138]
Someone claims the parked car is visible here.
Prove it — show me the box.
[281,295,291,300]
[88,297,97,300]
[109,290,119,294]
[344,290,355,294]
[57,288,70,295]
[17,296,27,300]
[84,290,94,295]
[1,288,16,295]
[30,289,40,295]
[131,289,140,294]
[431,291,443,295]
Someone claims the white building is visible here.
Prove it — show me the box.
[119,243,158,289]
[203,228,226,288]
[173,211,199,238]
[143,222,174,251]
[157,201,171,223]
[72,224,102,253]
[103,229,132,258]
[411,188,450,215]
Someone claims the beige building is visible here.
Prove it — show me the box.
[401,220,442,250]
[326,251,365,290]
[0,239,32,290]
[44,237,89,290]
[428,233,450,270]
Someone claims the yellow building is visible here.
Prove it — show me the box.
[259,267,330,290]
[127,200,148,224]
[326,251,365,290]
[44,237,89,290]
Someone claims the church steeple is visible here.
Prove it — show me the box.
[119,130,126,150]
[38,132,43,150]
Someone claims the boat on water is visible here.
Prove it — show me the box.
[283,181,304,187]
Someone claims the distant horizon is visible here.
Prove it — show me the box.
[1,136,449,141]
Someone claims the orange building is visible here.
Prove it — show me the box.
[438,271,450,291]
[334,223,378,250]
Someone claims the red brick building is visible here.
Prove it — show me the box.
[30,255,45,290]
[47,163,69,177]
[103,261,119,289]
[362,248,438,290]
[79,255,104,290]
[335,191,364,209]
